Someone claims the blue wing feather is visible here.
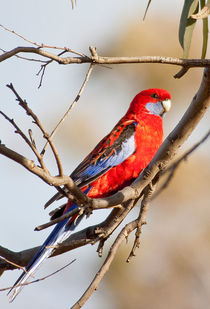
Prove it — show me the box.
[71,121,137,187]
[44,120,137,208]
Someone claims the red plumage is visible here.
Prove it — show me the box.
[66,88,170,202]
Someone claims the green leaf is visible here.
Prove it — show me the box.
[200,0,209,58]
[143,0,152,20]
[179,0,199,58]
[201,15,208,58]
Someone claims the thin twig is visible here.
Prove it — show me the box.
[127,184,154,262]
[0,144,90,209]
[0,111,46,170]
[0,256,25,272]
[0,259,76,292]
[0,24,86,57]
[71,218,140,309]
[41,63,94,155]
[28,129,37,148]
[35,207,81,231]
[37,50,67,88]
[7,83,63,176]
[0,47,46,63]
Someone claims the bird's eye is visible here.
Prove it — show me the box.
[151,93,159,99]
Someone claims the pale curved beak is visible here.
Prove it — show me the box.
[162,99,171,113]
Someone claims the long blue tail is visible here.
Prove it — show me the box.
[8,203,83,302]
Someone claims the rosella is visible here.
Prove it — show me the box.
[9,88,171,301]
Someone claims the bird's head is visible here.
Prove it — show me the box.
[128,88,171,118]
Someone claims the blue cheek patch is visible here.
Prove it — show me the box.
[145,101,164,117]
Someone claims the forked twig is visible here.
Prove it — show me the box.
[0,47,46,63]
[0,111,46,170]
[37,50,67,88]
[71,210,140,309]
[6,83,63,176]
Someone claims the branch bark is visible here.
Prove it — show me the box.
[0,46,209,78]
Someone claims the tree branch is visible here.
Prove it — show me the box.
[0,111,46,171]
[71,217,141,309]
[6,83,64,176]
[0,46,209,78]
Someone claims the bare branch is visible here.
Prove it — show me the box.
[7,83,63,176]
[0,111,46,170]
[71,183,155,308]
[0,47,46,63]
[127,184,154,262]
[0,45,209,79]
[35,207,82,231]
[0,256,25,272]
[71,217,140,309]
[37,50,67,88]
[28,129,37,148]
[71,185,154,308]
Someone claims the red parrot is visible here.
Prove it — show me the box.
[8,88,171,301]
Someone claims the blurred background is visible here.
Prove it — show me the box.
[0,1,210,308]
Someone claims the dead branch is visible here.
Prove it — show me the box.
[71,215,141,309]
[37,50,67,88]
[127,183,154,262]
[0,47,46,63]
[1,24,209,78]
[0,45,209,79]
[0,144,89,208]
[6,83,64,176]
[0,256,25,272]
[0,111,46,170]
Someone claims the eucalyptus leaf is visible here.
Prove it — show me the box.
[179,0,199,58]
[200,0,209,59]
